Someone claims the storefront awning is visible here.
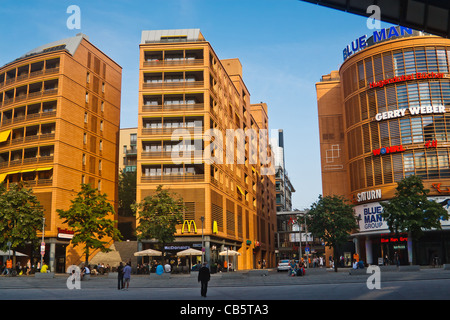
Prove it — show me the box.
[0,130,11,143]
[36,167,53,171]
[0,173,6,182]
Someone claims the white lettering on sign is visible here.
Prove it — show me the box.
[357,189,382,202]
[375,105,445,121]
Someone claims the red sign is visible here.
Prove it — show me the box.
[372,145,404,156]
[425,140,437,148]
[369,72,444,89]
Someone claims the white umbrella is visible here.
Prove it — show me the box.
[219,249,240,271]
[176,248,203,271]
[219,249,241,256]
[0,250,27,257]
[133,249,162,257]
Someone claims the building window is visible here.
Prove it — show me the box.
[87,72,90,83]
[82,153,86,165]
[84,112,88,123]
[83,133,87,144]
[85,92,89,103]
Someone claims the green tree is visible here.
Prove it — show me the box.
[0,182,44,264]
[380,175,448,264]
[306,194,359,272]
[57,183,122,264]
[118,169,136,217]
[133,185,184,262]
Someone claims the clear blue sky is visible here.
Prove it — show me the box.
[0,0,394,210]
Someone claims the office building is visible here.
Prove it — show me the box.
[137,29,276,270]
[0,34,122,271]
[317,27,450,265]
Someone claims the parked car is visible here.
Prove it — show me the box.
[277,259,290,272]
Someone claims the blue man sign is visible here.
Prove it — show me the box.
[343,26,414,61]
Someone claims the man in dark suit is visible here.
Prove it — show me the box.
[198,262,211,297]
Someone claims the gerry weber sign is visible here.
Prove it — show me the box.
[374,105,446,122]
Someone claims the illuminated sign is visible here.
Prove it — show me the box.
[375,105,445,121]
[432,183,450,194]
[369,72,444,89]
[356,189,382,203]
[212,221,218,234]
[57,228,74,240]
[354,202,389,232]
[181,220,197,234]
[343,26,413,61]
[425,140,437,148]
[372,145,404,156]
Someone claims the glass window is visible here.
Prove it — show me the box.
[411,118,424,143]
[407,83,419,108]
[436,48,448,73]
[400,118,412,145]
[403,153,415,174]
[426,47,439,73]
[415,48,427,73]
[418,82,431,106]
[403,49,416,74]
[396,84,408,110]
[393,50,404,76]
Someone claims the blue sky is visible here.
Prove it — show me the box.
[0,0,394,210]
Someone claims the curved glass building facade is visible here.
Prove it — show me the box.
[317,29,450,266]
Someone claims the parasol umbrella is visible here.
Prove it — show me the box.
[0,250,28,257]
[176,248,203,271]
[219,249,241,271]
[133,248,162,257]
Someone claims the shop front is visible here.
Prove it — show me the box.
[353,200,450,266]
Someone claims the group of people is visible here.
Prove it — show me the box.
[288,260,306,277]
[1,259,50,276]
[116,261,132,290]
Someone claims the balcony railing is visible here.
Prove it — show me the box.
[142,81,204,90]
[141,150,203,159]
[0,156,54,168]
[2,111,56,127]
[142,103,204,113]
[143,59,204,67]
[2,89,58,107]
[0,67,60,89]
[141,174,204,183]
[141,126,202,136]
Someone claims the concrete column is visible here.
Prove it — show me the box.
[407,232,413,265]
[365,237,373,265]
[205,236,211,266]
[49,242,55,272]
[353,237,360,256]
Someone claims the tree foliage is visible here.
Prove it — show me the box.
[0,183,44,257]
[306,194,359,272]
[118,169,136,217]
[133,185,184,260]
[380,175,449,240]
[57,183,122,264]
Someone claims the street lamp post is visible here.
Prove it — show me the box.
[40,218,45,270]
[200,216,205,264]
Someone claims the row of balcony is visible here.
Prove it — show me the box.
[142,103,204,112]
[0,156,54,169]
[0,67,60,89]
[1,110,56,127]
[1,88,58,107]
[143,58,204,67]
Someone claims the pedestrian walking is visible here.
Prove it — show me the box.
[123,262,132,290]
[198,262,211,297]
[117,262,124,290]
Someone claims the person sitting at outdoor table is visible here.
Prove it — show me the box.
[164,261,171,273]
[357,259,365,269]
[40,262,49,273]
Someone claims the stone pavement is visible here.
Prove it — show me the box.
[1,266,450,290]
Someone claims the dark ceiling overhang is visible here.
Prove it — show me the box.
[300,0,450,38]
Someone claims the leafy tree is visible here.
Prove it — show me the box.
[0,183,44,264]
[57,183,122,264]
[118,169,136,217]
[306,194,359,272]
[133,185,184,262]
[380,175,449,264]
